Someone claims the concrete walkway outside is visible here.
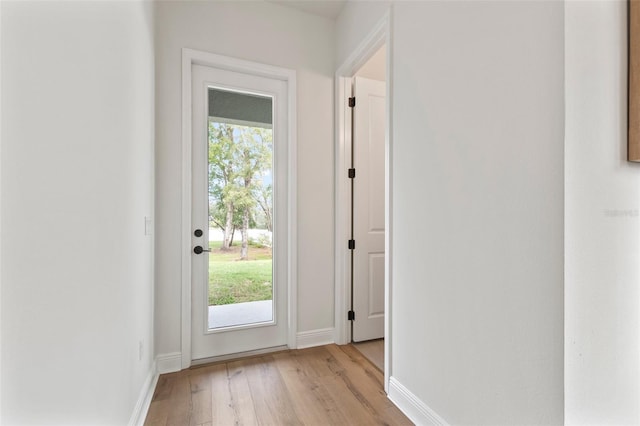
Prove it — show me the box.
[208,300,273,329]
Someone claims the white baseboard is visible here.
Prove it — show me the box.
[155,330,334,372]
[388,376,449,426]
[128,362,159,426]
[156,352,182,374]
[296,327,334,349]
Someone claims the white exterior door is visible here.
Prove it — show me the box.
[190,63,290,361]
[352,76,386,342]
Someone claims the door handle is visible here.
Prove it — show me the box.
[193,245,211,254]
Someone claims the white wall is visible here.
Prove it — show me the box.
[565,1,640,424]
[337,1,564,424]
[154,1,335,357]
[1,1,155,424]
[355,45,386,82]
[0,1,3,420]
[335,1,391,69]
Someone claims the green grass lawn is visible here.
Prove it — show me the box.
[208,240,272,306]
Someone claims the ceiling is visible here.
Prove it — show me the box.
[267,0,347,20]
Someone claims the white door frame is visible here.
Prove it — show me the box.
[181,48,297,369]
[334,10,392,391]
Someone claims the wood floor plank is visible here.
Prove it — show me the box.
[317,370,381,424]
[206,364,236,425]
[239,355,302,425]
[272,348,351,425]
[144,373,180,426]
[327,344,385,389]
[226,359,259,425]
[189,370,213,425]
[330,345,412,426]
[152,372,178,401]
[143,399,170,426]
[353,338,384,371]
[294,346,342,379]
[144,345,412,426]
[166,372,193,426]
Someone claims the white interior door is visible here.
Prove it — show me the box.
[191,63,289,361]
[352,76,386,342]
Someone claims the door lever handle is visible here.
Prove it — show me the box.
[193,245,211,254]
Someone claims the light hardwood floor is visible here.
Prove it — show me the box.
[144,344,411,425]
[353,339,384,372]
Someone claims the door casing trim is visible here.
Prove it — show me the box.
[181,48,297,369]
[334,9,393,392]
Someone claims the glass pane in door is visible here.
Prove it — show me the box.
[206,88,274,330]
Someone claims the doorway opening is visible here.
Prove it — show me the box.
[350,47,386,370]
[334,11,391,389]
[181,49,297,368]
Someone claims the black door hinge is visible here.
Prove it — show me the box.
[348,310,355,321]
[348,97,356,108]
[348,168,356,179]
[348,240,355,250]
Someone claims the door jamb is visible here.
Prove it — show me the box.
[333,10,393,392]
[181,48,297,369]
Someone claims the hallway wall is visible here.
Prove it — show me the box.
[0,2,155,424]
[565,1,640,423]
[337,1,564,424]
